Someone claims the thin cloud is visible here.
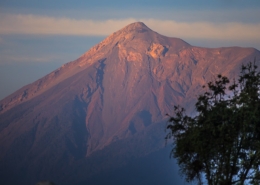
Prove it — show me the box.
[0,14,135,36]
[1,14,260,41]
[0,54,63,64]
[144,19,260,41]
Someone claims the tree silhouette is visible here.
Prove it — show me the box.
[166,61,260,185]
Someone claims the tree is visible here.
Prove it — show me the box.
[166,61,260,185]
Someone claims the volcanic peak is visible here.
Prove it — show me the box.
[121,22,151,33]
[103,22,154,43]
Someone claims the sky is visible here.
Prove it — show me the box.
[0,0,260,100]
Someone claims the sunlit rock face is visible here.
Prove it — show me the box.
[0,22,259,185]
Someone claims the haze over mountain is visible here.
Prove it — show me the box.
[0,22,259,185]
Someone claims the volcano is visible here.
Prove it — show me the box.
[0,22,259,185]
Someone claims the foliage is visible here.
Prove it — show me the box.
[166,61,260,185]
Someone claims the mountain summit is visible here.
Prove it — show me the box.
[117,21,151,33]
[0,22,260,185]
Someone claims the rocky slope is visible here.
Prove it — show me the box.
[0,22,259,185]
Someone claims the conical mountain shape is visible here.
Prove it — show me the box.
[0,22,260,185]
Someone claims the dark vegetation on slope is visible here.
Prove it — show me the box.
[167,61,260,185]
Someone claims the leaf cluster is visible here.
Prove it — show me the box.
[166,61,260,185]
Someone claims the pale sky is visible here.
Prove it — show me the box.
[0,0,260,99]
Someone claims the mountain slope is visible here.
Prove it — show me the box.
[0,22,260,185]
